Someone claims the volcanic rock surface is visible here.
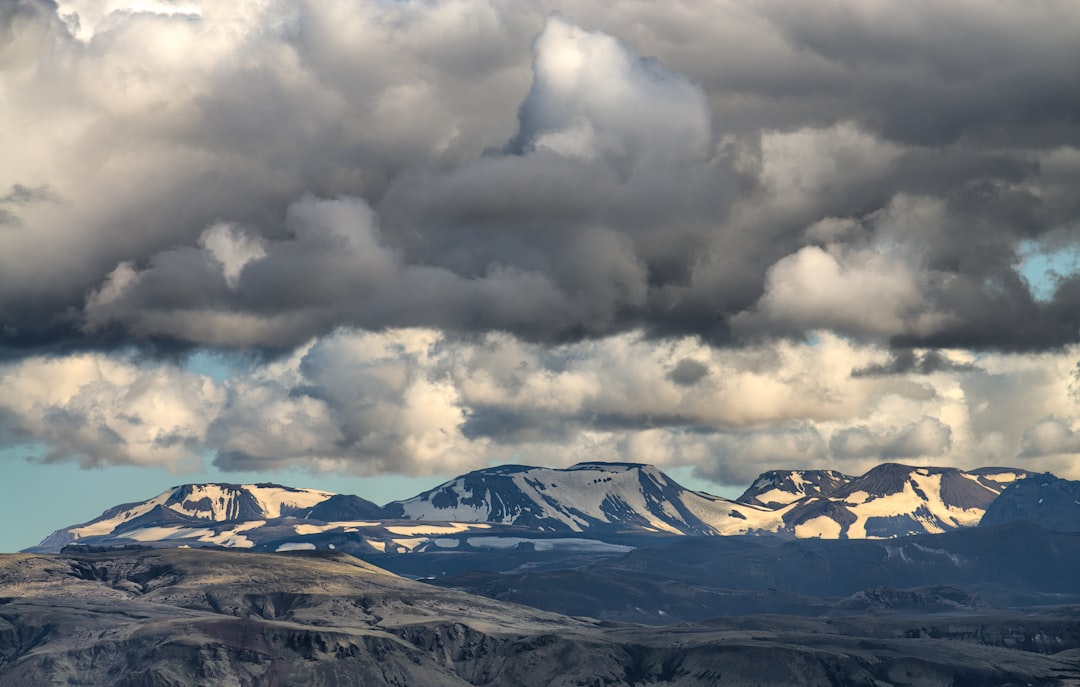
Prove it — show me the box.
[2,547,1079,686]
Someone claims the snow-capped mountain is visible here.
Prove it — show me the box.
[34,483,377,552]
[385,462,1033,539]
[383,462,781,536]
[28,480,637,559]
[776,464,1031,539]
[28,462,1041,557]
[737,469,853,507]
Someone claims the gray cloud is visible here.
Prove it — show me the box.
[3,1,1080,484]
[0,183,58,205]
[4,329,1080,481]
[830,418,953,461]
[666,358,710,387]
[852,349,975,377]
[689,426,830,485]
[754,1,1080,146]
[1019,417,1080,458]
[0,1,1076,355]
[0,352,224,469]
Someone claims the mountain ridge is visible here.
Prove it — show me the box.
[382,461,778,536]
[28,461,1046,555]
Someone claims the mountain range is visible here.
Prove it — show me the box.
[11,462,1080,686]
[28,461,1064,563]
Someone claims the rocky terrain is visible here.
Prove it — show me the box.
[2,547,1079,686]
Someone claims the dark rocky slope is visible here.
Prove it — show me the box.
[980,474,1080,531]
[1,547,1079,686]
[431,522,1080,624]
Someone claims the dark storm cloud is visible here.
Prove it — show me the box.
[735,1,1080,146]
[666,359,710,387]
[460,406,576,445]
[1,0,1079,358]
[0,183,58,205]
[75,13,735,348]
[852,349,975,378]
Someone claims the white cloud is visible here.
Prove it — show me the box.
[0,354,224,469]
[513,13,711,164]
[2,329,1080,481]
[3,0,1080,490]
[56,0,202,43]
[740,245,925,338]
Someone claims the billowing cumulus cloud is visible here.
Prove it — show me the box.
[737,244,931,339]
[0,354,224,469]
[1019,417,1080,458]
[508,13,711,164]
[830,418,953,461]
[3,0,1077,354]
[4,329,1080,482]
[2,0,1080,485]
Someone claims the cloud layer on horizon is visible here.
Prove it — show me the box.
[4,329,1080,482]
[2,0,1080,482]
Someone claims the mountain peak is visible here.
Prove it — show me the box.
[568,461,661,472]
[737,469,852,507]
[384,461,768,535]
[160,483,336,521]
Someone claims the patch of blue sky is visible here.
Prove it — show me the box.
[663,465,742,500]
[1016,240,1080,302]
[184,349,241,381]
[0,445,446,553]
[0,444,185,553]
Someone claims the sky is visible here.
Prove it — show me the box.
[1,0,1079,552]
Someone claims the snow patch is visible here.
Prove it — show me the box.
[124,525,255,548]
[752,487,805,506]
[466,536,633,553]
[530,538,634,553]
[70,491,173,537]
[794,515,842,539]
[682,491,786,535]
[385,523,477,535]
[911,542,962,566]
[294,523,339,535]
[391,538,426,552]
[244,485,334,519]
[466,536,527,550]
[275,542,316,552]
[843,472,983,538]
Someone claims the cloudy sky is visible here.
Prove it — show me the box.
[1,0,1079,550]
